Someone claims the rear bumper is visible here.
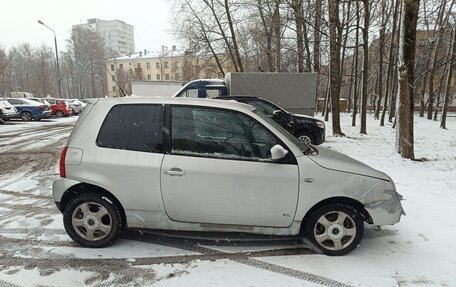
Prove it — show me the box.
[35,111,51,119]
[0,111,19,120]
[52,177,81,211]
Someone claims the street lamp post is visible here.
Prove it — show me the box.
[38,20,63,99]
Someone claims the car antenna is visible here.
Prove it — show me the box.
[103,64,127,97]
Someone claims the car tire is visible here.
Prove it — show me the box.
[56,110,64,117]
[297,132,313,145]
[304,204,364,256]
[63,193,123,248]
[21,111,32,121]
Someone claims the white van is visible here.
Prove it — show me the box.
[10,92,34,98]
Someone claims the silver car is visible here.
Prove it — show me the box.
[0,97,19,121]
[53,97,404,256]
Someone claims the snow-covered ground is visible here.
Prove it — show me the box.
[259,113,456,287]
[0,113,455,287]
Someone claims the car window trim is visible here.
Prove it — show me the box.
[166,104,297,165]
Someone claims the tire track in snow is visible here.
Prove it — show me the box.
[125,230,353,287]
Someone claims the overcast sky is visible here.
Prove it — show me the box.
[0,0,176,53]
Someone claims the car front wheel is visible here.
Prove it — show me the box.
[297,133,313,145]
[56,110,64,117]
[63,193,123,248]
[304,204,364,256]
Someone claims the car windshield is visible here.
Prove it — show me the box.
[246,99,283,116]
[253,108,317,155]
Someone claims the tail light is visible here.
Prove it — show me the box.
[59,146,68,178]
[38,105,44,110]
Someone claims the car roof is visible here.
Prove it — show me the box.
[216,96,259,100]
[9,98,42,105]
[94,96,256,112]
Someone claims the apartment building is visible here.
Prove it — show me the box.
[105,46,234,97]
[73,18,134,55]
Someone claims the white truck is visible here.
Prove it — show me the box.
[10,92,34,98]
[173,72,317,116]
[131,81,185,98]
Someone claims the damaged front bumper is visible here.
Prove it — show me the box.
[364,190,405,225]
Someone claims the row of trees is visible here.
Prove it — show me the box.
[0,27,113,100]
[172,0,456,159]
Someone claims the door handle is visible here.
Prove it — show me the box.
[164,168,185,177]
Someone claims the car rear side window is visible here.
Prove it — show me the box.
[97,104,164,153]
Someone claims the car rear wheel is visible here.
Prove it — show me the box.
[56,110,64,117]
[297,133,313,145]
[21,111,32,121]
[304,204,364,256]
[63,193,123,248]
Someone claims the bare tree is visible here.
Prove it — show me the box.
[381,0,400,126]
[327,0,345,136]
[441,26,456,129]
[360,0,370,134]
[70,27,107,98]
[396,0,420,160]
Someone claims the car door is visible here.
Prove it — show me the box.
[160,105,299,228]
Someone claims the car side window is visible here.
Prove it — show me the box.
[96,104,164,153]
[8,99,19,105]
[171,106,280,161]
[185,89,198,98]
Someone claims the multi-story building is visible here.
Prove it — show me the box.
[73,18,134,56]
[105,46,235,97]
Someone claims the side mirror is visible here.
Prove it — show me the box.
[270,144,289,161]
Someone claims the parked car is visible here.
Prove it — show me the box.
[46,98,73,117]
[6,98,51,121]
[0,97,19,122]
[216,96,325,145]
[68,99,84,115]
[30,98,51,109]
[53,97,404,256]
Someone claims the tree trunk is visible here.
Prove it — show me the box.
[381,0,399,126]
[419,71,429,117]
[302,20,312,72]
[328,0,344,135]
[273,0,281,72]
[396,0,419,160]
[360,0,370,134]
[224,0,243,72]
[292,0,304,72]
[375,0,386,120]
[313,0,322,112]
[257,0,274,72]
[324,75,330,121]
[352,0,360,127]
[441,27,456,129]
[389,2,402,123]
[426,5,446,120]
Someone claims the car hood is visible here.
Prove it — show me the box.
[308,146,390,181]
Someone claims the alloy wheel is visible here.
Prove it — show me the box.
[313,211,357,251]
[71,202,113,241]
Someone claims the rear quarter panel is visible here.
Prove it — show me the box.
[65,102,166,215]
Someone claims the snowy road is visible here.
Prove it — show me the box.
[0,114,455,287]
